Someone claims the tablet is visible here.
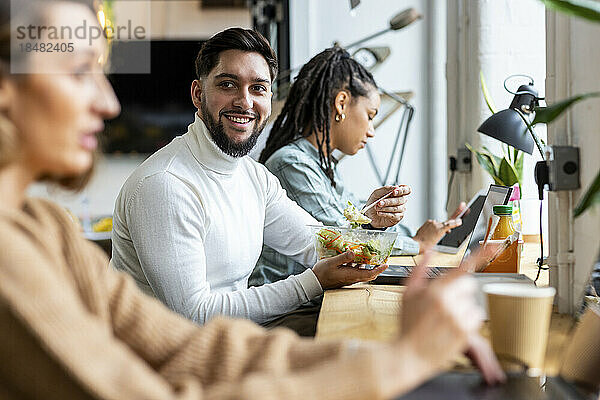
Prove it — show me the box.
[433,191,487,254]
[433,184,512,254]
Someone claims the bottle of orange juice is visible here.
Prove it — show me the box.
[491,205,515,240]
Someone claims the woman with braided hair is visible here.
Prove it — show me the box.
[252,46,466,288]
[260,46,380,187]
[260,46,379,187]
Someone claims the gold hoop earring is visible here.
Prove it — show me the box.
[335,113,346,122]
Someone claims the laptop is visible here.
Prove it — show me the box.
[373,184,512,285]
[396,372,597,400]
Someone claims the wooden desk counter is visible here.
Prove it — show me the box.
[315,242,573,375]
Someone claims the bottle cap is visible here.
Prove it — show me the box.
[493,205,513,215]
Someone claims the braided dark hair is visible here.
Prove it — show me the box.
[259,46,376,187]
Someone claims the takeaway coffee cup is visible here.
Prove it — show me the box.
[483,283,556,373]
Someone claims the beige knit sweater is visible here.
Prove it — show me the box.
[0,198,384,400]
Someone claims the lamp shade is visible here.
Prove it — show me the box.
[389,8,422,30]
[477,109,535,155]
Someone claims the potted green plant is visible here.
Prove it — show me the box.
[468,72,525,197]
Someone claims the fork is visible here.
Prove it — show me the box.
[361,189,396,214]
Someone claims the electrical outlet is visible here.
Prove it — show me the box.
[547,145,580,191]
[456,147,472,172]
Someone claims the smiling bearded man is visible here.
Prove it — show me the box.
[110,28,389,335]
[200,92,267,158]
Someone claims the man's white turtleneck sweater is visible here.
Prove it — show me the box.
[111,115,323,324]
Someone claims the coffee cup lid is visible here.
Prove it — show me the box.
[483,283,556,298]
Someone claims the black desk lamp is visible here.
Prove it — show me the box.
[478,83,538,155]
[476,75,548,282]
[477,76,548,200]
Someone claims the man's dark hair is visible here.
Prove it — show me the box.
[195,27,278,81]
[259,46,376,187]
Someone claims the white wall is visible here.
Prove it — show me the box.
[290,0,447,231]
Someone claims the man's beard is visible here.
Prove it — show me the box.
[201,101,267,158]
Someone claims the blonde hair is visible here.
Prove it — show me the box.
[0,108,18,170]
[0,19,16,170]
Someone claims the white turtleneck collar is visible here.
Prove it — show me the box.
[184,113,242,175]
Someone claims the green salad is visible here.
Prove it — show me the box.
[343,201,371,229]
[315,227,390,265]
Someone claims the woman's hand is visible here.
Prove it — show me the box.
[400,254,484,373]
[398,252,505,386]
[311,251,387,290]
[366,251,503,399]
[364,185,411,228]
[413,202,466,252]
[345,251,504,399]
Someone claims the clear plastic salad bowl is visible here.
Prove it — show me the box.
[310,225,398,266]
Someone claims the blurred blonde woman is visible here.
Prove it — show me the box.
[0,1,503,398]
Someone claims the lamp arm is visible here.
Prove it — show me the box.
[379,87,410,106]
[344,27,391,50]
[515,108,546,160]
[276,28,391,85]
[364,88,415,186]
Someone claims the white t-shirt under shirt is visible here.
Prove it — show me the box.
[111,114,323,325]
